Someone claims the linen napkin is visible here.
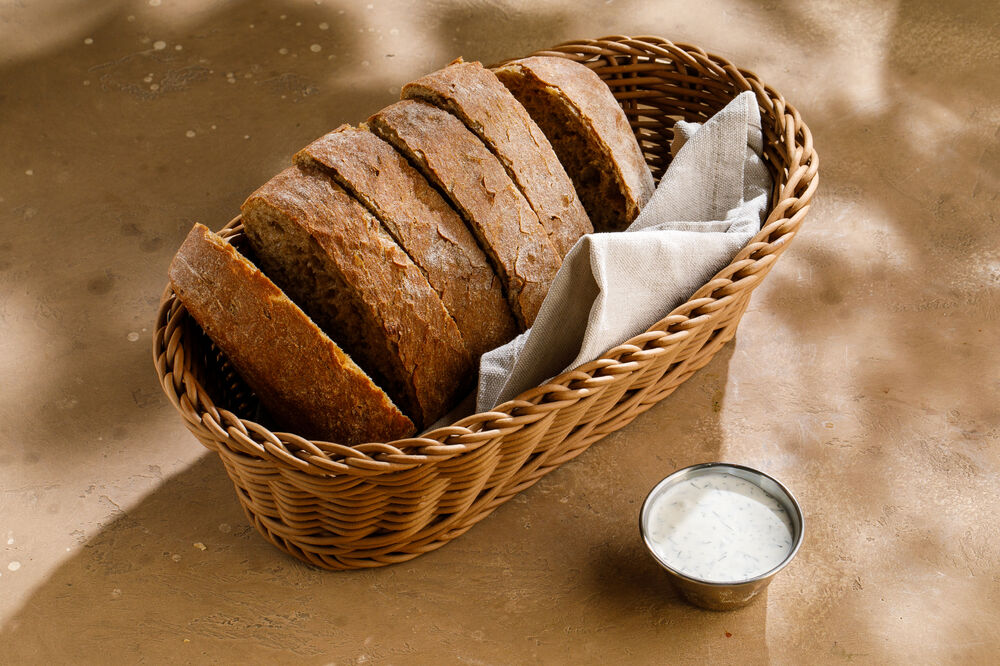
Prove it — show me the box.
[476,90,771,412]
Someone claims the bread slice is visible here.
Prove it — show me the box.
[168,223,414,443]
[294,125,517,359]
[368,99,561,328]
[402,59,592,257]
[240,166,472,429]
[493,56,656,232]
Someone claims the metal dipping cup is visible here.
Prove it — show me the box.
[639,462,804,611]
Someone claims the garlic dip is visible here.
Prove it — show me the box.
[644,471,794,583]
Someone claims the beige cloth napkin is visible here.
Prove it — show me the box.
[476,91,771,411]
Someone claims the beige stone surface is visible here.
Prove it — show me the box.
[1,0,998,663]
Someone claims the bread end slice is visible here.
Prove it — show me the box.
[168,223,414,444]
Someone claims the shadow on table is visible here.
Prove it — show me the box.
[1,345,759,663]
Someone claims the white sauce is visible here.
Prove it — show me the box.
[645,472,794,583]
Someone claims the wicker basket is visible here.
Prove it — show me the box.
[153,35,818,570]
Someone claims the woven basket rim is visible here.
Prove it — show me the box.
[154,34,818,479]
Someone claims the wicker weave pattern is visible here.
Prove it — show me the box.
[153,36,818,569]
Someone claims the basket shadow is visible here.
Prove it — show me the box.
[1,343,747,662]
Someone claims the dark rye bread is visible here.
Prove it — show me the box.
[294,125,517,359]
[168,223,414,443]
[493,56,656,232]
[240,166,472,429]
[402,60,592,257]
[368,99,561,329]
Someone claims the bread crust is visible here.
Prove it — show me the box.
[368,99,560,328]
[295,125,517,358]
[168,223,415,443]
[241,167,471,428]
[493,56,655,231]
[402,60,592,256]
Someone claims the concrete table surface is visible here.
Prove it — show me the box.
[1,0,998,663]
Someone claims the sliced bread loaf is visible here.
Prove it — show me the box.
[493,56,655,232]
[168,223,414,443]
[402,60,592,257]
[240,166,472,429]
[294,125,517,359]
[367,99,561,328]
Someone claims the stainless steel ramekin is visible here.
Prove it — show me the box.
[639,462,804,611]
